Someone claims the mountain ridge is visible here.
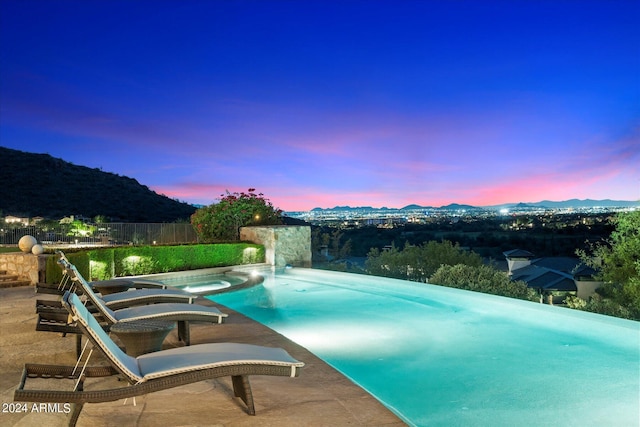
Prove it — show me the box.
[0,146,197,222]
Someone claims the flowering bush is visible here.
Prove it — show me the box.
[191,189,283,242]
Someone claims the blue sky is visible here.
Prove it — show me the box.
[1,0,638,211]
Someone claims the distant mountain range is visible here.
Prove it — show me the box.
[308,199,639,212]
[502,199,639,209]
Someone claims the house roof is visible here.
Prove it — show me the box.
[510,264,577,292]
[527,271,577,291]
[531,257,581,274]
[573,265,600,281]
[503,249,535,259]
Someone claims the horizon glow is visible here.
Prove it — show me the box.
[1,1,638,211]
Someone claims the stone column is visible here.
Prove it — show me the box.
[239,225,311,268]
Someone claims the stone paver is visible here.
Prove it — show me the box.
[0,286,406,427]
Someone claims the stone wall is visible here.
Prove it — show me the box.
[240,225,311,268]
[0,252,47,285]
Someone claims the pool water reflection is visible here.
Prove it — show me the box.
[208,268,639,427]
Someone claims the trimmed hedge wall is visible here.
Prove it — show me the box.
[45,243,265,283]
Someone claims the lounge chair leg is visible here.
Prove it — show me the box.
[232,375,255,415]
[75,334,82,359]
[68,403,84,427]
[177,321,190,345]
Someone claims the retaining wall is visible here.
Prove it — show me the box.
[0,253,47,285]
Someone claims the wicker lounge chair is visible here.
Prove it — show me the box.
[35,277,168,295]
[52,257,197,309]
[36,256,200,354]
[64,263,227,345]
[15,292,304,427]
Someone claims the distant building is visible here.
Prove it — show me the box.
[4,216,29,226]
[59,215,77,224]
[503,249,602,304]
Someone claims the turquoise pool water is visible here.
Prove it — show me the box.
[138,271,248,293]
[207,268,639,427]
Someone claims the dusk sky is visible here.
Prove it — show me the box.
[1,1,639,211]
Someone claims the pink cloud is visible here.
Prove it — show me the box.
[6,68,637,212]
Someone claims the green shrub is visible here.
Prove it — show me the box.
[45,251,90,283]
[430,264,538,301]
[45,243,264,283]
[365,240,483,282]
[577,211,640,320]
[191,189,283,242]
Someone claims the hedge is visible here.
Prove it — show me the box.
[45,243,265,283]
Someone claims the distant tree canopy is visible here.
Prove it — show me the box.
[365,240,537,302]
[191,189,283,242]
[430,264,538,301]
[311,228,352,261]
[365,240,483,282]
[577,210,640,320]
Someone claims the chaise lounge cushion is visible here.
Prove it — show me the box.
[66,292,303,384]
[68,292,141,379]
[137,343,303,380]
[66,263,227,329]
[100,288,196,307]
[104,302,226,324]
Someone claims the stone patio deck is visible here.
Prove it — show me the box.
[0,285,406,426]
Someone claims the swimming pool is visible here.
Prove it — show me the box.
[157,274,245,293]
[207,268,639,427]
[135,269,254,294]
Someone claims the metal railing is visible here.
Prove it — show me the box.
[0,223,198,246]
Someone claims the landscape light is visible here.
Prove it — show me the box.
[243,247,258,263]
[89,260,108,280]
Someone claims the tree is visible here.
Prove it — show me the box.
[365,240,483,282]
[330,229,343,257]
[67,220,96,237]
[311,227,353,262]
[94,215,109,223]
[576,210,640,320]
[430,264,538,301]
[339,238,353,259]
[191,189,283,242]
